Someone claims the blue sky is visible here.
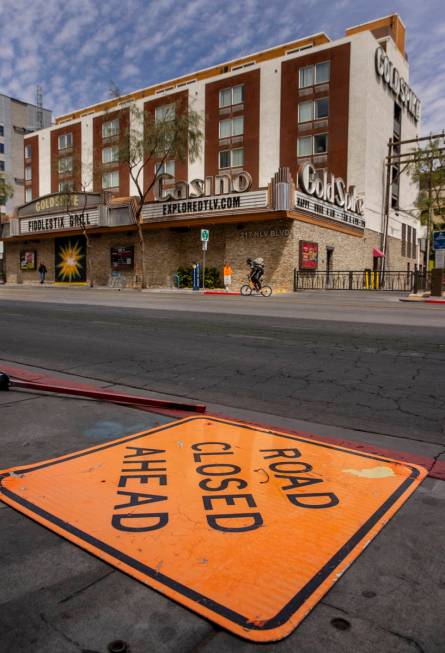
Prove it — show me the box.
[0,0,443,135]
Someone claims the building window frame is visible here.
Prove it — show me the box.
[25,187,33,203]
[24,144,32,159]
[219,116,244,138]
[314,97,329,119]
[154,160,175,177]
[102,170,120,190]
[298,100,314,123]
[219,147,244,169]
[102,118,120,139]
[155,103,176,123]
[58,132,73,151]
[58,180,75,193]
[219,84,244,108]
[299,61,330,89]
[25,166,32,181]
[102,145,119,164]
[58,157,73,174]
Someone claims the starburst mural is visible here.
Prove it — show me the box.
[55,237,86,283]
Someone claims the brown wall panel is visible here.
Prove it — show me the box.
[280,43,350,184]
[205,69,260,189]
[93,108,129,196]
[143,90,188,200]
[50,123,82,193]
[24,135,39,200]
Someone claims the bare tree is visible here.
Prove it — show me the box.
[107,85,203,287]
[0,173,14,207]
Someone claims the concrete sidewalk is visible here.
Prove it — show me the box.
[1,366,444,652]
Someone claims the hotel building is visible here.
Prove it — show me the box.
[2,14,422,290]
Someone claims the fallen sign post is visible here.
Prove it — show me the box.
[0,416,426,642]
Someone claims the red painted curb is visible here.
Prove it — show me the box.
[203,291,240,295]
[425,299,445,304]
[1,364,206,414]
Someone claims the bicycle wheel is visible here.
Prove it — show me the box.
[260,285,272,297]
[240,284,252,296]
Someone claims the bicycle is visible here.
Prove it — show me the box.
[240,276,272,297]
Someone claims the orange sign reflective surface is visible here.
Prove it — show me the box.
[0,417,426,641]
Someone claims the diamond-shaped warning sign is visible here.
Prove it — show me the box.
[0,417,426,641]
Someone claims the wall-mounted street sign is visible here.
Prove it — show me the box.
[200,229,209,242]
[0,417,425,642]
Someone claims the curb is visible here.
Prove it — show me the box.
[1,363,444,482]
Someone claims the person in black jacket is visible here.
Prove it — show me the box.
[38,262,47,284]
[247,257,264,291]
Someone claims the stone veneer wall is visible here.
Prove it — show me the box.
[4,218,417,290]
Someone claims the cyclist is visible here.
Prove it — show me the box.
[246,257,265,291]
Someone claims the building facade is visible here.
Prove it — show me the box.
[2,14,423,290]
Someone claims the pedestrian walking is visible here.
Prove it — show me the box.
[223,262,233,291]
[38,262,47,284]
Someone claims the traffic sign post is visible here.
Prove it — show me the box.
[200,230,209,290]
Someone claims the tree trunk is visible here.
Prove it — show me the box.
[137,219,147,289]
[84,232,93,287]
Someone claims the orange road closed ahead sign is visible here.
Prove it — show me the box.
[0,417,426,642]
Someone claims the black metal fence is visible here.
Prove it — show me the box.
[294,270,431,292]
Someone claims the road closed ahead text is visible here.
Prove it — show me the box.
[111,442,340,533]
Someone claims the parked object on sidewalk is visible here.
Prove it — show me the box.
[0,416,427,642]
[223,262,233,291]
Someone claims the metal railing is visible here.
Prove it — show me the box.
[294,270,431,292]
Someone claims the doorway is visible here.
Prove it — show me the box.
[326,246,334,288]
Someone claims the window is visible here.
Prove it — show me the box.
[219,116,244,138]
[24,144,32,159]
[58,132,72,150]
[219,150,231,169]
[298,101,313,123]
[219,84,244,108]
[58,157,73,174]
[299,66,314,88]
[25,166,32,181]
[102,170,119,189]
[25,187,32,202]
[102,145,119,164]
[154,160,175,176]
[313,133,328,154]
[0,143,4,154]
[299,62,330,88]
[155,103,176,122]
[315,98,329,119]
[102,118,120,138]
[219,147,244,169]
[401,223,406,257]
[297,136,312,157]
[315,61,330,84]
[0,161,5,171]
[412,228,417,259]
[0,125,3,136]
[59,180,74,192]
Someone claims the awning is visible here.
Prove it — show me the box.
[373,247,384,257]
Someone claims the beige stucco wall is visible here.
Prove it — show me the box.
[4,216,418,291]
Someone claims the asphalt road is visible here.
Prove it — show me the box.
[1,288,444,445]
